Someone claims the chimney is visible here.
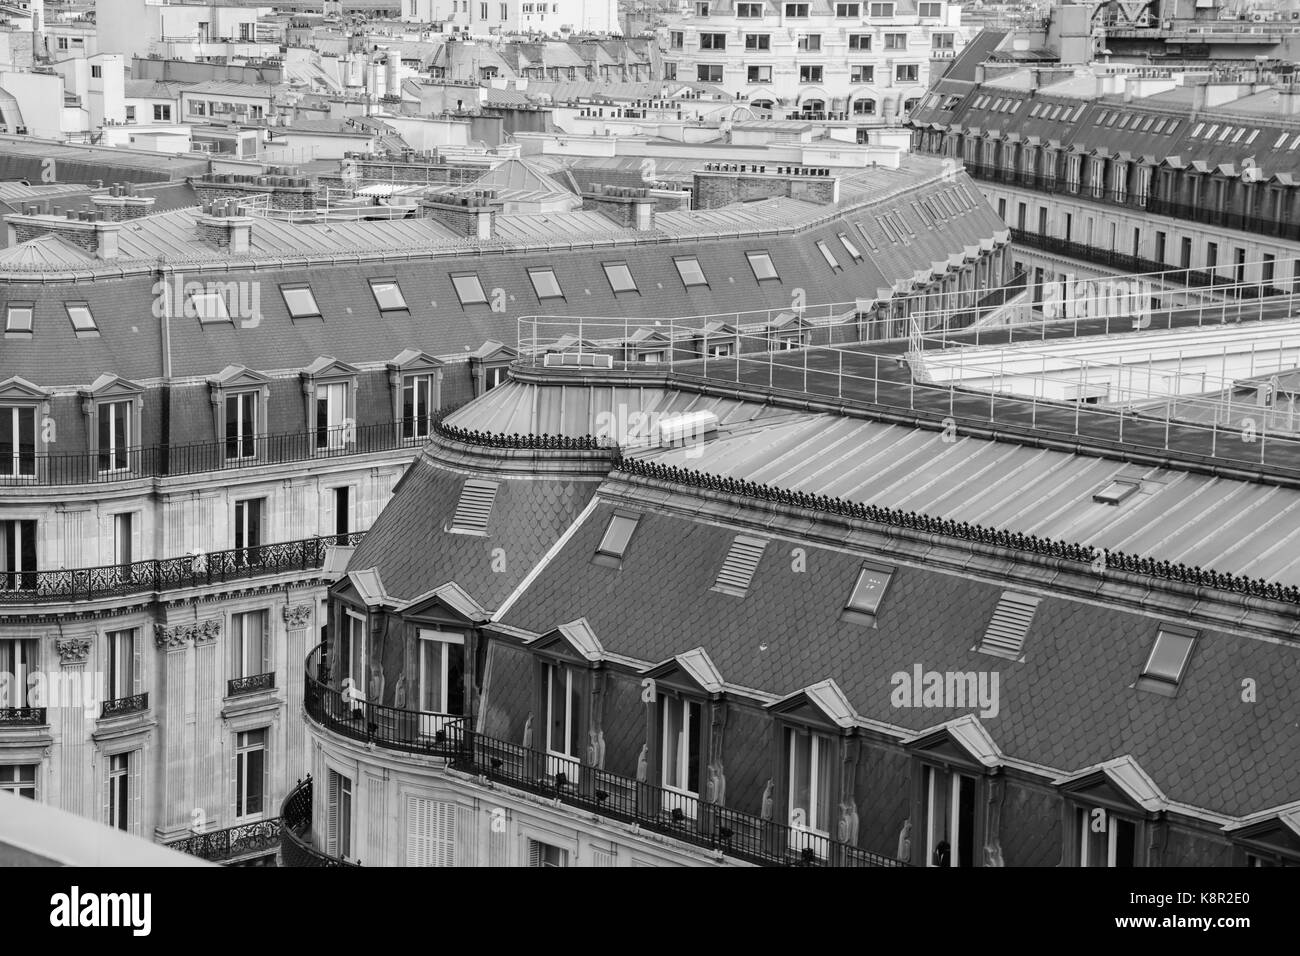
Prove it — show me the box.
[1279,86,1300,116]
[691,163,838,210]
[195,199,254,253]
[91,182,157,222]
[3,207,122,259]
[419,189,499,239]
[581,184,657,230]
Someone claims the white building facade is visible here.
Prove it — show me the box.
[401,0,620,35]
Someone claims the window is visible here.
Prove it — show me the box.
[797,34,821,51]
[869,1,894,14]
[1138,625,1196,694]
[326,769,352,858]
[745,34,771,50]
[407,796,456,866]
[843,560,893,620]
[401,373,436,440]
[369,278,407,312]
[1206,242,1218,270]
[190,289,231,325]
[233,497,263,555]
[836,2,860,14]
[153,104,171,122]
[674,257,708,288]
[1078,807,1138,867]
[543,661,581,780]
[0,639,36,708]
[884,33,907,50]
[5,302,32,336]
[695,0,710,13]
[230,610,269,685]
[746,251,780,281]
[235,729,267,819]
[670,31,683,49]
[105,629,135,704]
[66,302,96,336]
[315,382,348,450]
[699,32,726,49]
[224,390,258,461]
[1,407,35,478]
[737,2,764,15]
[662,696,702,810]
[91,65,102,79]
[784,2,809,15]
[923,765,976,867]
[933,32,954,49]
[97,400,131,472]
[0,765,35,800]
[340,609,367,702]
[602,262,637,293]
[815,239,840,271]
[107,753,131,832]
[919,0,941,14]
[848,33,871,50]
[0,520,36,591]
[786,727,832,853]
[978,592,1040,659]
[527,268,564,300]
[896,64,919,83]
[449,273,488,307]
[418,629,465,722]
[799,65,823,83]
[280,285,320,319]
[597,512,638,558]
[852,97,876,115]
[697,64,723,82]
[528,839,569,867]
[480,1,487,16]
[850,65,874,83]
[748,65,772,83]
[839,232,863,261]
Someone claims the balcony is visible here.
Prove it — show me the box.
[101,692,148,719]
[0,421,426,488]
[279,775,359,867]
[166,819,280,865]
[0,531,364,606]
[302,646,906,868]
[0,707,46,726]
[227,673,276,698]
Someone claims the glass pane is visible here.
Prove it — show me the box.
[604,263,636,292]
[246,748,264,815]
[813,734,832,832]
[663,701,683,788]
[598,514,637,556]
[547,665,567,753]
[447,642,464,713]
[686,701,701,793]
[788,729,811,824]
[370,281,406,310]
[421,640,443,711]
[529,269,563,298]
[283,286,319,317]
[1145,631,1193,682]
[452,274,486,305]
[675,258,707,286]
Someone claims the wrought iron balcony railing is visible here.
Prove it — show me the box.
[279,775,359,867]
[302,645,906,868]
[227,672,276,698]
[0,531,365,606]
[166,819,280,865]
[101,692,148,719]
[0,707,46,726]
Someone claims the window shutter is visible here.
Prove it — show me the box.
[229,614,241,679]
[261,610,272,676]
[979,592,1040,659]
[528,839,541,868]
[320,489,335,540]
[130,513,142,574]
[102,755,111,826]
[131,628,143,696]
[432,801,456,867]
[129,750,141,836]
[406,796,427,866]
[325,771,340,856]
[449,479,498,533]
[592,847,615,867]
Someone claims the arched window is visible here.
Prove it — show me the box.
[803,98,826,113]
[904,97,920,113]
[853,98,877,116]
[751,99,775,111]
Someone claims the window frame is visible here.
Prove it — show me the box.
[673,256,709,289]
[1136,624,1197,696]
[235,727,268,820]
[815,239,842,272]
[841,559,894,624]
[368,277,408,313]
[450,272,489,307]
[0,405,38,478]
[66,301,98,337]
[0,763,37,800]
[5,302,33,338]
[526,267,565,301]
[746,250,781,282]
[280,284,321,319]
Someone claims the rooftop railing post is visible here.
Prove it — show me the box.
[837,348,842,400]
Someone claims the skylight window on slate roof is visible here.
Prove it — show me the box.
[6,302,32,336]
[1093,478,1140,505]
[894,211,915,237]
[66,302,97,337]
[603,261,637,293]
[449,478,498,534]
[1117,115,1131,130]
[1275,132,1289,148]
[838,232,863,262]
[1141,117,1154,131]
[1072,104,1086,120]
[596,512,639,559]
[369,278,407,311]
[816,240,841,271]
[879,216,900,243]
[1166,120,1179,134]
[712,534,767,596]
[978,592,1040,660]
[1030,104,1041,117]
[914,201,933,227]
[190,290,231,324]
[1138,625,1197,696]
[674,257,708,288]
[528,268,564,300]
[746,251,780,281]
[1246,129,1259,144]
[451,273,487,305]
[856,221,878,250]
[841,560,894,623]
[1154,119,1167,134]
[281,285,321,319]
[1096,110,1110,125]
[1290,134,1300,150]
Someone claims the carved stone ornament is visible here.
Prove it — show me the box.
[195,619,222,644]
[282,604,313,629]
[56,638,92,665]
[154,623,195,650]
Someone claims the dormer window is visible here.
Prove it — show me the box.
[369,278,407,312]
[542,660,582,782]
[5,303,32,338]
[786,726,833,856]
[595,512,638,562]
[661,695,703,817]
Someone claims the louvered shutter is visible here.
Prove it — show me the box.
[979,592,1040,659]
[714,535,767,594]
[406,795,430,866]
[325,771,340,856]
[129,750,141,836]
[528,839,541,868]
[320,488,335,541]
[261,610,272,676]
[449,479,498,533]
[131,627,143,696]
[432,801,456,867]
[592,848,615,867]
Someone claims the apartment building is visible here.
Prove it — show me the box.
[401,0,621,35]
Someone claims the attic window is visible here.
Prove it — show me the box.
[5,302,33,336]
[978,591,1040,660]
[449,478,498,534]
[674,257,708,288]
[816,240,841,271]
[281,284,321,319]
[841,560,894,624]
[451,273,488,306]
[746,251,780,281]
[595,511,639,561]
[1029,104,1041,117]
[1165,120,1179,134]
[1137,625,1197,696]
[190,290,232,325]
[66,302,97,337]
[839,232,863,262]
[1191,123,1204,138]
[1275,132,1289,149]
[1093,478,1139,505]
[712,534,767,596]
[855,221,878,250]
[602,261,638,293]
[369,278,407,312]
[1246,129,1259,144]
[528,268,564,300]
[1096,110,1109,126]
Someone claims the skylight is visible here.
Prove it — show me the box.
[451,273,488,305]
[839,232,863,261]
[713,534,768,595]
[1096,111,1110,125]
[528,268,564,300]
[369,278,407,311]
[856,221,878,249]
[5,303,32,335]
[281,285,321,318]
[596,512,639,558]
[190,290,231,324]
[1276,132,1289,149]
[66,302,97,336]
[1138,625,1196,694]
[843,560,894,620]
[746,251,780,281]
[816,240,841,271]
[978,592,1040,660]
[449,478,498,534]
[602,261,637,293]
[1093,478,1140,505]
[674,257,708,288]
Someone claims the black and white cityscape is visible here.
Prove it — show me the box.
[0,0,1294,889]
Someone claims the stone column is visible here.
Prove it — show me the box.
[282,604,313,786]
[55,638,92,819]
[192,620,221,826]
[153,623,194,840]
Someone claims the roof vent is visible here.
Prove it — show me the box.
[978,592,1040,660]
[448,478,499,534]
[712,534,767,596]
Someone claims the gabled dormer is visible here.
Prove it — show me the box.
[387,349,444,442]
[80,374,145,475]
[300,357,359,453]
[1226,806,1300,867]
[904,715,1003,868]
[206,365,271,457]
[1055,755,1166,867]
[469,339,518,395]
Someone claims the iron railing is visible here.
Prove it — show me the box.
[0,531,365,606]
[279,775,359,868]
[227,672,276,698]
[302,646,905,868]
[0,421,427,488]
[101,692,148,719]
[166,819,281,865]
[0,707,46,726]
